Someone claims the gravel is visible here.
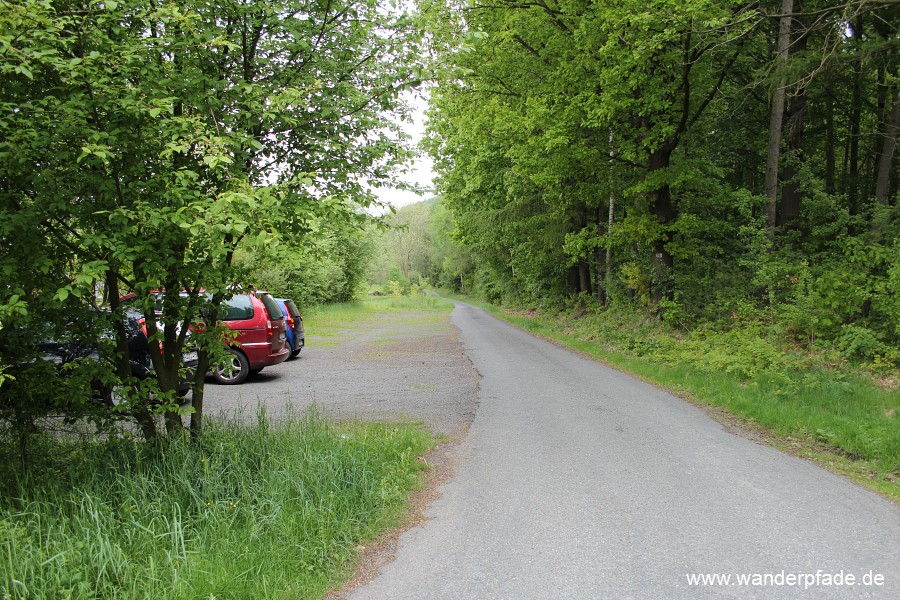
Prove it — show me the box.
[201,307,479,438]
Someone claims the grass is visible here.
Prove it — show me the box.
[438,290,900,501]
[305,293,454,345]
[0,408,434,599]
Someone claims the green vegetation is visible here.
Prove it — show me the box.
[0,410,433,599]
[416,0,900,366]
[444,290,900,499]
[240,220,376,311]
[1,0,422,440]
[306,294,454,344]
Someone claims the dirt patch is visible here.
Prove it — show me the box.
[876,375,900,391]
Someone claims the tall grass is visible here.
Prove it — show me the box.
[1,410,433,599]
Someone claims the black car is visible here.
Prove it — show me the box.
[37,308,199,405]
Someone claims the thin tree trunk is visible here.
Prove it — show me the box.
[189,296,222,437]
[189,350,209,439]
[848,16,863,212]
[875,86,900,205]
[825,94,836,195]
[107,267,157,440]
[779,5,807,227]
[164,411,183,435]
[595,205,605,304]
[648,146,675,305]
[606,131,615,304]
[764,0,794,228]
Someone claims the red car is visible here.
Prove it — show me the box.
[121,290,289,385]
[213,291,290,384]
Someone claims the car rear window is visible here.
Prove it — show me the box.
[222,295,254,321]
[284,300,301,318]
[259,293,284,321]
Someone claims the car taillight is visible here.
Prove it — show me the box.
[266,320,273,341]
[138,318,148,337]
[287,315,294,329]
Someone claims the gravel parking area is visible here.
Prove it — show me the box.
[201,307,480,438]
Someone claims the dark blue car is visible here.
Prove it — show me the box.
[34,308,199,404]
[275,298,304,359]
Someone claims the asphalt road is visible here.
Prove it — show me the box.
[347,300,900,599]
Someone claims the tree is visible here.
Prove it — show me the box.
[421,0,900,359]
[424,0,757,305]
[0,0,422,439]
[765,0,795,229]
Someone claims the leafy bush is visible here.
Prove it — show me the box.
[838,324,900,365]
[679,327,797,380]
[236,221,374,310]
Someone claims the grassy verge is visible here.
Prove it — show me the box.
[306,293,454,346]
[0,409,433,599]
[438,290,900,502]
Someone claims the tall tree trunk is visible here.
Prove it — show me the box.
[848,16,863,212]
[648,146,675,305]
[606,192,614,303]
[597,131,616,305]
[606,132,615,305]
[825,93,836,195]
[764,0,794,228]
[779,5,807,227]
[875,85,900,205]
[578,262,591,294]
[566,266,579,295]
[780,92,805,225]
[595,204,606,304]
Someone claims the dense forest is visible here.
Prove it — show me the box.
[411,0,900,368]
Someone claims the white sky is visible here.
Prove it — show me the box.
[371,92,436,213]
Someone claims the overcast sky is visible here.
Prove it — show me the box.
[371,92,436,213]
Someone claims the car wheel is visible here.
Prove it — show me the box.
[104,382,144,407]
[104,384,129,407]
[214,349,250,385]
